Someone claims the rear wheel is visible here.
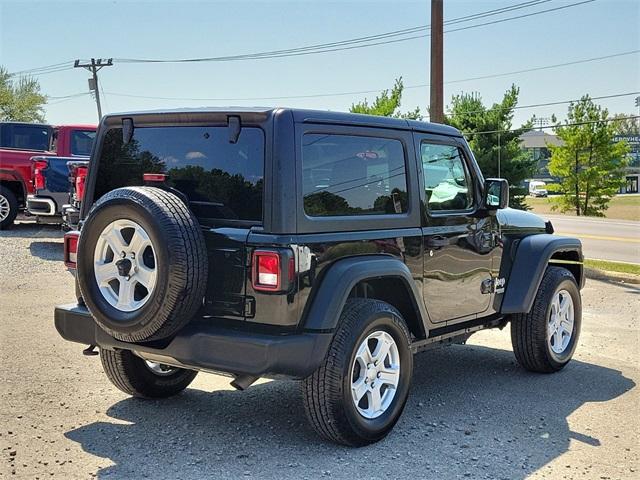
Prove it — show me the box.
[302,299,413,446]
[511,266,581,373]
[100,348,197,398]
[0,186,18,229]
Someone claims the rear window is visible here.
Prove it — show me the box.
[302,133,408,216]
[71,130,96,156]
[0,124,52,151]
[95,126,264,224]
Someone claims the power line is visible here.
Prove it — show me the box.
[48,92,89,100]
[7,61,76,77]
[103,51,639,103]
[447,92,640,116]
[464,115,639,136]
[7,1,551,75]
[8,0,593,77]
[114,0,590,64]
[446,0,594,34]
[446,50,638,85]
[46,93,91,106]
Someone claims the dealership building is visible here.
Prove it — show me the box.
[519,130,640,194]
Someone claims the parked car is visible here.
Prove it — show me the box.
[0,122,96,228]
[55,108,584,446]
[529,180,548,197]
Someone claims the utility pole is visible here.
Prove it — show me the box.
[430,0,444,123]
[74,58,113,120]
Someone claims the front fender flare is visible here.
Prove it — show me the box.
[501,234,583,314]
[302,255,429,332]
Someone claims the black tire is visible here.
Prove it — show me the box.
[100,348,197,398]
[77,187,208,342]
[0,185,19,229]
[511,266,582,373]
[302,299,413,446]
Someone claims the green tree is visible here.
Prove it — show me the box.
[0,66,47,122]
[350,77,421,119]
[548,96,630,216]
[612,113,640,136]
[444,85,536,209]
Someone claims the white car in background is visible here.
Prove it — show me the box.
[529,181,548,197]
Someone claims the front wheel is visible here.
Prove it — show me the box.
[302,299,413,446]
[511,266,582,373]
[100,348,197,398]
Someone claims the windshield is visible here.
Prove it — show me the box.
[94,125,265,225]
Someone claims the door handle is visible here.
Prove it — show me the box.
[426,235,449,248]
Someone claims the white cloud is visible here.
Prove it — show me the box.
[186,151,207,160]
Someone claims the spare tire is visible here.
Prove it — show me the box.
[77,186,208,342]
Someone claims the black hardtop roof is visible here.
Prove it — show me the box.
[104,107,462,137]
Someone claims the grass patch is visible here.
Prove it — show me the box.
[584,259,640,276]
[527,195,640,221]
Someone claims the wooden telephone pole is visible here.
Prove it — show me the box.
[430,0,444,123]
[74,58,113,120]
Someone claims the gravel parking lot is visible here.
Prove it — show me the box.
[1,222,638,479]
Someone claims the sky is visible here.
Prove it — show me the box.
[1,0,638,127]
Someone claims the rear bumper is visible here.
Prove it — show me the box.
[27,195,56,216]
[54,304,332,379]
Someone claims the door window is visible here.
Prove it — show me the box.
[420,142,473,212]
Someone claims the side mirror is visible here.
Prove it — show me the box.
[484,178,509,210]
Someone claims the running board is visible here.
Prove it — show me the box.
[411,316,506,354]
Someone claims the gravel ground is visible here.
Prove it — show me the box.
[1,221,638,479]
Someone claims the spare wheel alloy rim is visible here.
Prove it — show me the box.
[548,289,574,355]
[93,219,158,312]
[0,194,9,222]
[351,330,401,419]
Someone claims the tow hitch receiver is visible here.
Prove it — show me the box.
[82,344,99,356]
[231,374,259,391]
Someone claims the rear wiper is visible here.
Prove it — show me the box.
[227,116,241,144]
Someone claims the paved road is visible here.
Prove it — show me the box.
[541,215,640,264]
[1,222,639,479]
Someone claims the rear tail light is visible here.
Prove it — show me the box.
[252,249,295,292]
[64,231,80,269]
[33,160,48,190]
[143,173,167,182]
[75,166,88,201]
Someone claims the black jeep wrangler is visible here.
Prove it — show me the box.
[55,108,583,446]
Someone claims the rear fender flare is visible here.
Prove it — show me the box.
[501,234,583,314]
[302,255,429,332]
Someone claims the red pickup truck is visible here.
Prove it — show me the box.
[0,122,96,228]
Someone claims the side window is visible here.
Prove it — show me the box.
[71,130,96,156]
[420,142,473,212]
[302,133,408,217]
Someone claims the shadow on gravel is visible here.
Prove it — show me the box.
[65,345,634,480]
[0,221,63,239]
[29,241,64,261]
